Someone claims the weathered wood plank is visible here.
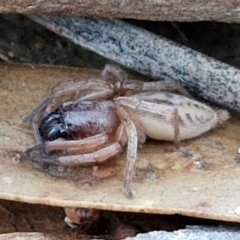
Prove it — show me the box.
[0,0,239,22]
[0,63,240,223]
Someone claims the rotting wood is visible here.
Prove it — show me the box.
[0,0,240,22]
[31,16,240,112]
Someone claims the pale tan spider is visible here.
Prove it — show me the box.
[24,64,229,199]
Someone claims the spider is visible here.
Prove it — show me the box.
[24,64,229,199]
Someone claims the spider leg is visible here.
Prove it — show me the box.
[118,80,191,97]
[124,119,138,199]
[23,79,114,124]
[115,105,143,199]
[29,142,122,165]
[101,63,129,82]
[141,81,190,96]
[25,132,110,159]
[171,108,181,148]
[31,116,43,144]
[26,123,127,166]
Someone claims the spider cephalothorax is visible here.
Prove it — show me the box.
[39,100,120,141]
[24,64,229,199]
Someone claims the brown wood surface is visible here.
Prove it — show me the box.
[0,0,239,22]
[1,63,240,223]
[0,232,93,240]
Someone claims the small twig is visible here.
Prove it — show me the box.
[0,51,11,62]
[170,22,188,43]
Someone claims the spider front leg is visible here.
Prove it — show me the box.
[101,63,129,82]
[124,119,138,199]
[24,79,114,123]
[26,122,128,166]
[101,64,190,96]
[26,132,110,161]
[116,105,144,199]
[29,142,122,166]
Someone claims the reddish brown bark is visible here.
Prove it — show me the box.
[0,0,239,22]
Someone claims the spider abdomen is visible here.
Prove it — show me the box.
[116,92,229,141]
[39,100,120,141]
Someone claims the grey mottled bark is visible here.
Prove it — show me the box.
[31,15,240,112]
[125,225,240,240]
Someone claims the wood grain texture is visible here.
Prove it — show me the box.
[0,0,239,22]
[1,63,240,223]
[0,232,92,240]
